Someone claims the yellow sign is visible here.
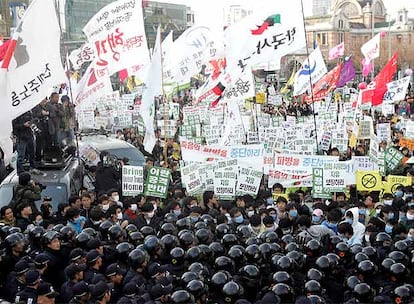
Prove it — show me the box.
[349,133,357,148]
[255,92,266,104]
[356,170,382,191]
[273,193,289,202]
[383,175,411,194]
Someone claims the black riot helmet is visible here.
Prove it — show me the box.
[272,271,292,285]
[305,280,322,295]
[128,248,147,269]
[272,283,295,303]
[307,268,323,282]
[353,283,374,303]
[170,247,185,266]
[171,290,195,304]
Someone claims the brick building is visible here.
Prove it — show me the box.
[286,0,414,78]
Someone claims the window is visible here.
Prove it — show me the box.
[338,32,344,44]
[316,33,328,46]
[338,19,344,29]
[154,7,163,15]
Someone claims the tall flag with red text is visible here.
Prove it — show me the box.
[304,63,342,102]
[83,0,150,79]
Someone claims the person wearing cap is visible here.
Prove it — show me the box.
[15,269,40,304]
[69,248,86,265]
[311,209,324,225]
[116,282,144,304]
[34,252,50,275]
[68,281,90,304]
[13,171,41,213]
[149,283,173,303]
[105,263,126,303]
[4,259,29,302]
[37,281,57,304]
[90,281,111,304]
[60,263,87,302]
[134,202,161,230]
[84,249,105,284]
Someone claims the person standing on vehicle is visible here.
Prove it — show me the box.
[61,95,76,145]
[46,92,64,146]
[12,111,35,174]
[32,97,51,163]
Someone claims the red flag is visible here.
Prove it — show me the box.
[0,40,11,63]
[360,53,398,106]
[304,64,342,102]
[371,52,398,106]
[119,68,128,82]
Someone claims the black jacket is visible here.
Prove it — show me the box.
[95,165,120,194]
[12,111,33,140]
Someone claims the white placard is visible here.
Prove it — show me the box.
[122,165,144,196]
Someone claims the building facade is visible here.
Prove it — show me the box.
[302,0,414,77]
[223,5,253,27]
[312,0,334,17]
[0,0,29,37]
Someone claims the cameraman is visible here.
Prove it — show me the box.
[12,172,42,214]
[95,151,121,194]
[32,97,51,163]
[12,111,35,174]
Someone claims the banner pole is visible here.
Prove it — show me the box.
[300,0,320,154]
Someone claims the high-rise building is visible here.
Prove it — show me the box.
[223,5,253,27]
[0,0,29,37]
[312,0,333,16]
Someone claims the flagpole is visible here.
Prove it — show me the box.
[300,0,319,154]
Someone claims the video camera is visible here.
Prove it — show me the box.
[29,119,42,134]
[102,152,122,171]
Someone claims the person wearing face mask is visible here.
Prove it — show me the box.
[123,199,139,222]
[229,207,249,230]
[400,204,414,230]
[134,202,160,230]
[406,227,414,243]
[297,215,334,244]
[66,207,85,234]
[382,193,394,207]
[108,189,123,208]
[311,209,324,225]
[107,205,128,229]
[99,195,111,214]
[286,203,299,221]
[321,209,342,234]
[187,206,203,224]
[342,207,365,243]
[266,207,278,224]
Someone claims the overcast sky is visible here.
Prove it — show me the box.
[160,0,414,30]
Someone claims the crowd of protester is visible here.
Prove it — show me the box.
[2,90,414,303]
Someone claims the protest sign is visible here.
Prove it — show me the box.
[384,147,404,172]
[319,131,332,151]
[399,138,414,151]
[181,163,203,195]
[321,162,347,192]
[122,166,144,196]
[383,76,411,103]
[312,168,332,199]
[356,170,382,191]
[198,163,216,191]
[383,175,411,194]
[214,160,238,200]
[357,119,373,139]
[331,128,348,153]
[376,123,391,142]
[144,167,171,199]
[352,156,379,171]
[236,166,262,197]
[405,121,414,140]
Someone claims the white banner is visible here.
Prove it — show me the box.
[293,47,328,96]
[361,33,380,61]
[383,76,411,103]
[122,165,144,196]
[83,0,150,76]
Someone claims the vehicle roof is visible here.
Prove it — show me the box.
[79,135,135,151]
[0,158,80,186]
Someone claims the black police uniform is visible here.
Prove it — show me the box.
[4,272,25,302]
[84,267,105,284]
[59,280,76,303]
[42,248,66,290]
[15,286,38,304]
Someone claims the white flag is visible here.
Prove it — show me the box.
[293,47,327,96]
[0,0,66,129]
[68,43,95,70]
[141,26,162,153]
[83,0,150,77]
[162,30,174,64]
[163,25,214,84]
[383,76,411,103]
[224,0,306,75]
[361,33,380,61]
[73,62,113,107]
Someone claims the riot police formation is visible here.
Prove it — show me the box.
[1,179,414,304]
